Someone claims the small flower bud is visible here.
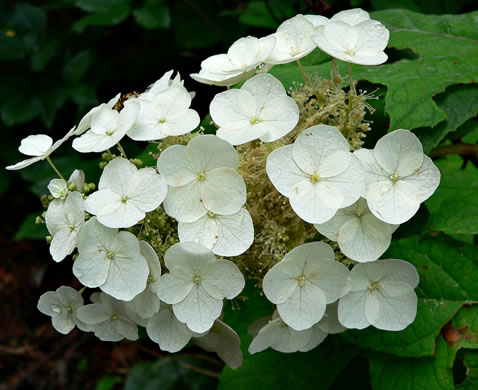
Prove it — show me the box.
[45,235,52,243]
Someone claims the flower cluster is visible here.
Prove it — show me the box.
[6,8,441,367]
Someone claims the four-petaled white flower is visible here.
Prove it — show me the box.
[157,135,247,222]
[37,286,85,334]
[156,242,245,333]
[190,35,276,87]
[85,158,167,228]
[126,85,200,141]
[315,198,398,263]
[45,191,85,262]
[210,73,299,145]
[312,8,389,65]
[126,241,162,319]
[77,292,140,341]
[266,15,325,64]
[354,129,440,224]
[72,102,139,153]
[263,242,351,331]
[266,124,364,224]
[73,218,149,301]
[178,208,254,257]
[6,127,76,171]
[338,259,419,331]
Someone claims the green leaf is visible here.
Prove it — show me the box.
[341,299,462,357]
[370,336,455,390]
[415,84,478,154]
[239,2,279,29]
[31,40,58,71]
[13,2,47,32]
[95,376,122,390]
[426,155,478,235]
[68,84,98,106]
[62,50,92,83]
[449,306,478,350]
[0,34,31,61]
[75,0,131,13]
[33,84,67,128]
[272,10,478,131]
[73,1,131,31]
[458,351,478,389]
[1,94,38,125]
[133,0,170,30]
[15,212,48,241]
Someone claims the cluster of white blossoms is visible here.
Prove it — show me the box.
[6,8,441,367]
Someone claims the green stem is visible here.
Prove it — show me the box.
[348,62,356,95]
[45,156,67,182]
[117,142,127,159]
[296,59,312,86]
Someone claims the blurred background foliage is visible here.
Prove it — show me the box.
[1,0,477,389]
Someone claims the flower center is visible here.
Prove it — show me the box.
[309,172,320,183]
[249,116,260,125]
[66,306,73,313]
[69,224,76,232]
[356,208,364,217]
[193,274,201,285]
[111,313,119,320]
[106,130,114,136]
[297,275,306,287]
[197,171,206,181]
[107,251,115,259]
[389,173,399,182]
[159,117,166,124]
[121,195,129,203]
[367,280,384,295]
[207,211,216,218]
[346,48,356,56]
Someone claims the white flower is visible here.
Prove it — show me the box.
[68,169,85,191]
[304,14,329,27]
[312,8,389,65]
[72,218,149,301]
[190,35,276,87]
[248,311,322,354]
[126,241,162,319]
[314,198,398,263]
[74,93,121,136]
[195,320,243,369]
[76,292,139,341]
[178,208,254,257]
[45,191,85,262]
[354,130,440,224]
[338,259,419,331]
[48,169,85,199]
[210,73,299,145]
[266,15,325,64]
[157,135,247,223]
[145,69,184,96]
[146,304,195,353]
[156,242,245,333]
[263,242,351,330]
[126,85,200,141]
[37,286,85,334]
[85,158,167,228]
[266,124,364,224]
[6,127,76,171]
[72,102,139,153]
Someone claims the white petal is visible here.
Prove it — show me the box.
[18,134,53,156]
[367,179,421,224]
[160,109,200,137]
[266,144,308,197]
[163,180,207,222]
[331,8,370,26]
[299,325,328,352]
[306,258,352,303]
[146,308,193,352]
[304,14,329,28]
[337,290,370,329]
[98,157,137,193]
[353,148,385,188]
[200,168,246,215]
[77,303,112,325]
[263,259,302,304]
[5,156,42,170]
[189,135,240,171]
[50,228,77,262]
[314,200,359,241]
[376,259,420,289]
[354,20,389,52]
[200,259,245,300]
[163,242,216,273]
[140,241,161,283]
[241,73,286,108]
[48,179,68,199]
[317,302,347,334]
[211,208,254,256]
[374,130,424,177]
[173,285,223,333]
[114,317,139,340]
[156,268,195,304]
[125,167,168,211]
[91,106,119,134]
[157,144,198,186]
[404,155,440,202]
[190,69,252,87]
[128,287,160,319]
[257,95,299,142]
[178,214,219,250]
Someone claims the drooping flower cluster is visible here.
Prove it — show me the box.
[6,7,442,367]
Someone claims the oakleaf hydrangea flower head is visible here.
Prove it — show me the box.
[338,259,419,331]
[45,191,85,262]
[156,242,245,333]
[126,85,200,141]
[85,158,167,228]
[126,241,162,319]
[178,208,254,257]
[210,73,299,145]
[355,130,440,224]
[314,198,397,263]
[266,125,364,224]
[74,93,121,136]
[37,286,85,334]
[6,127,76,170]
[266,14,324,64]
[263,242,351,330]
[157,135,246,222]
[195,320,243,369]
[73,218,149,301]
[77,292,139,341]
[72,102,139,153]
[312,8,390,65]
[190,35,276,87]
[146,304,195,353]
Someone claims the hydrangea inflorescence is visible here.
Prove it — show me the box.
[6,8,441,368]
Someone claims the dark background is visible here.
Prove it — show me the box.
[1,1,476,389]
